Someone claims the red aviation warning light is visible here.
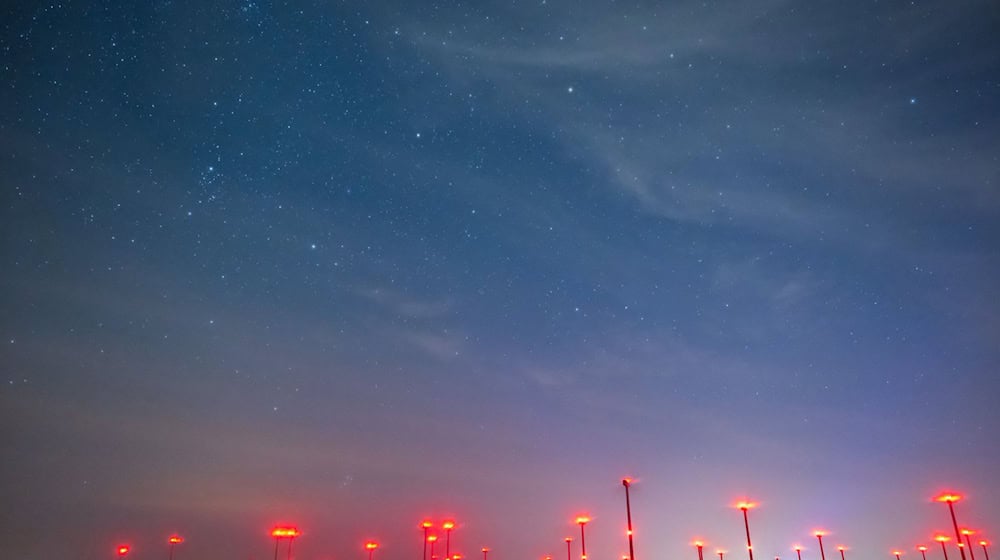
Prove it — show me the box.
[272,527,300,538]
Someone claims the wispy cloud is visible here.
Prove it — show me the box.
[410,0,796,72]
[400,329,465,360]
[405,0,999,252]
[357,287,452,318]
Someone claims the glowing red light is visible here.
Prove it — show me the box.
[838,547,847,552]
[918,547,928,552]
[935,493,963,503]
[366,542,380,550]
[565,537,573,543]
[814,530,827,537]
[794,546,803,552]
[443,521,456,530]
[117,545,130,556]
[935,537,951,543]
[576,516,591,524]
[169,535,184,544]
[422,520,434,529]
[893,552,904,556]
[428,535,439,543]
[272,527,300,538]
[962,530,976,536]
[979,541,989,547]
[694,541,705,548]
[483,548,491,553]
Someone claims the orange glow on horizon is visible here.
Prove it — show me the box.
[935,493,963,503]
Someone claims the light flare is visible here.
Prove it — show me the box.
[935,493,963,503]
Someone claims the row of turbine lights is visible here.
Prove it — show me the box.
[709,492,991,560]
[107,483,992,560]
[568,484,991,560]
[113,535,183,559]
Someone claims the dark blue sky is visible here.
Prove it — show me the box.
[2,1,998,559]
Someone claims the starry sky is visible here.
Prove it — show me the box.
[2,1,999,559]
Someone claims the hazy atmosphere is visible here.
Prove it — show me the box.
[2,1,998,559]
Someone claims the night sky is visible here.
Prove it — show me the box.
[2,1,999,559]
